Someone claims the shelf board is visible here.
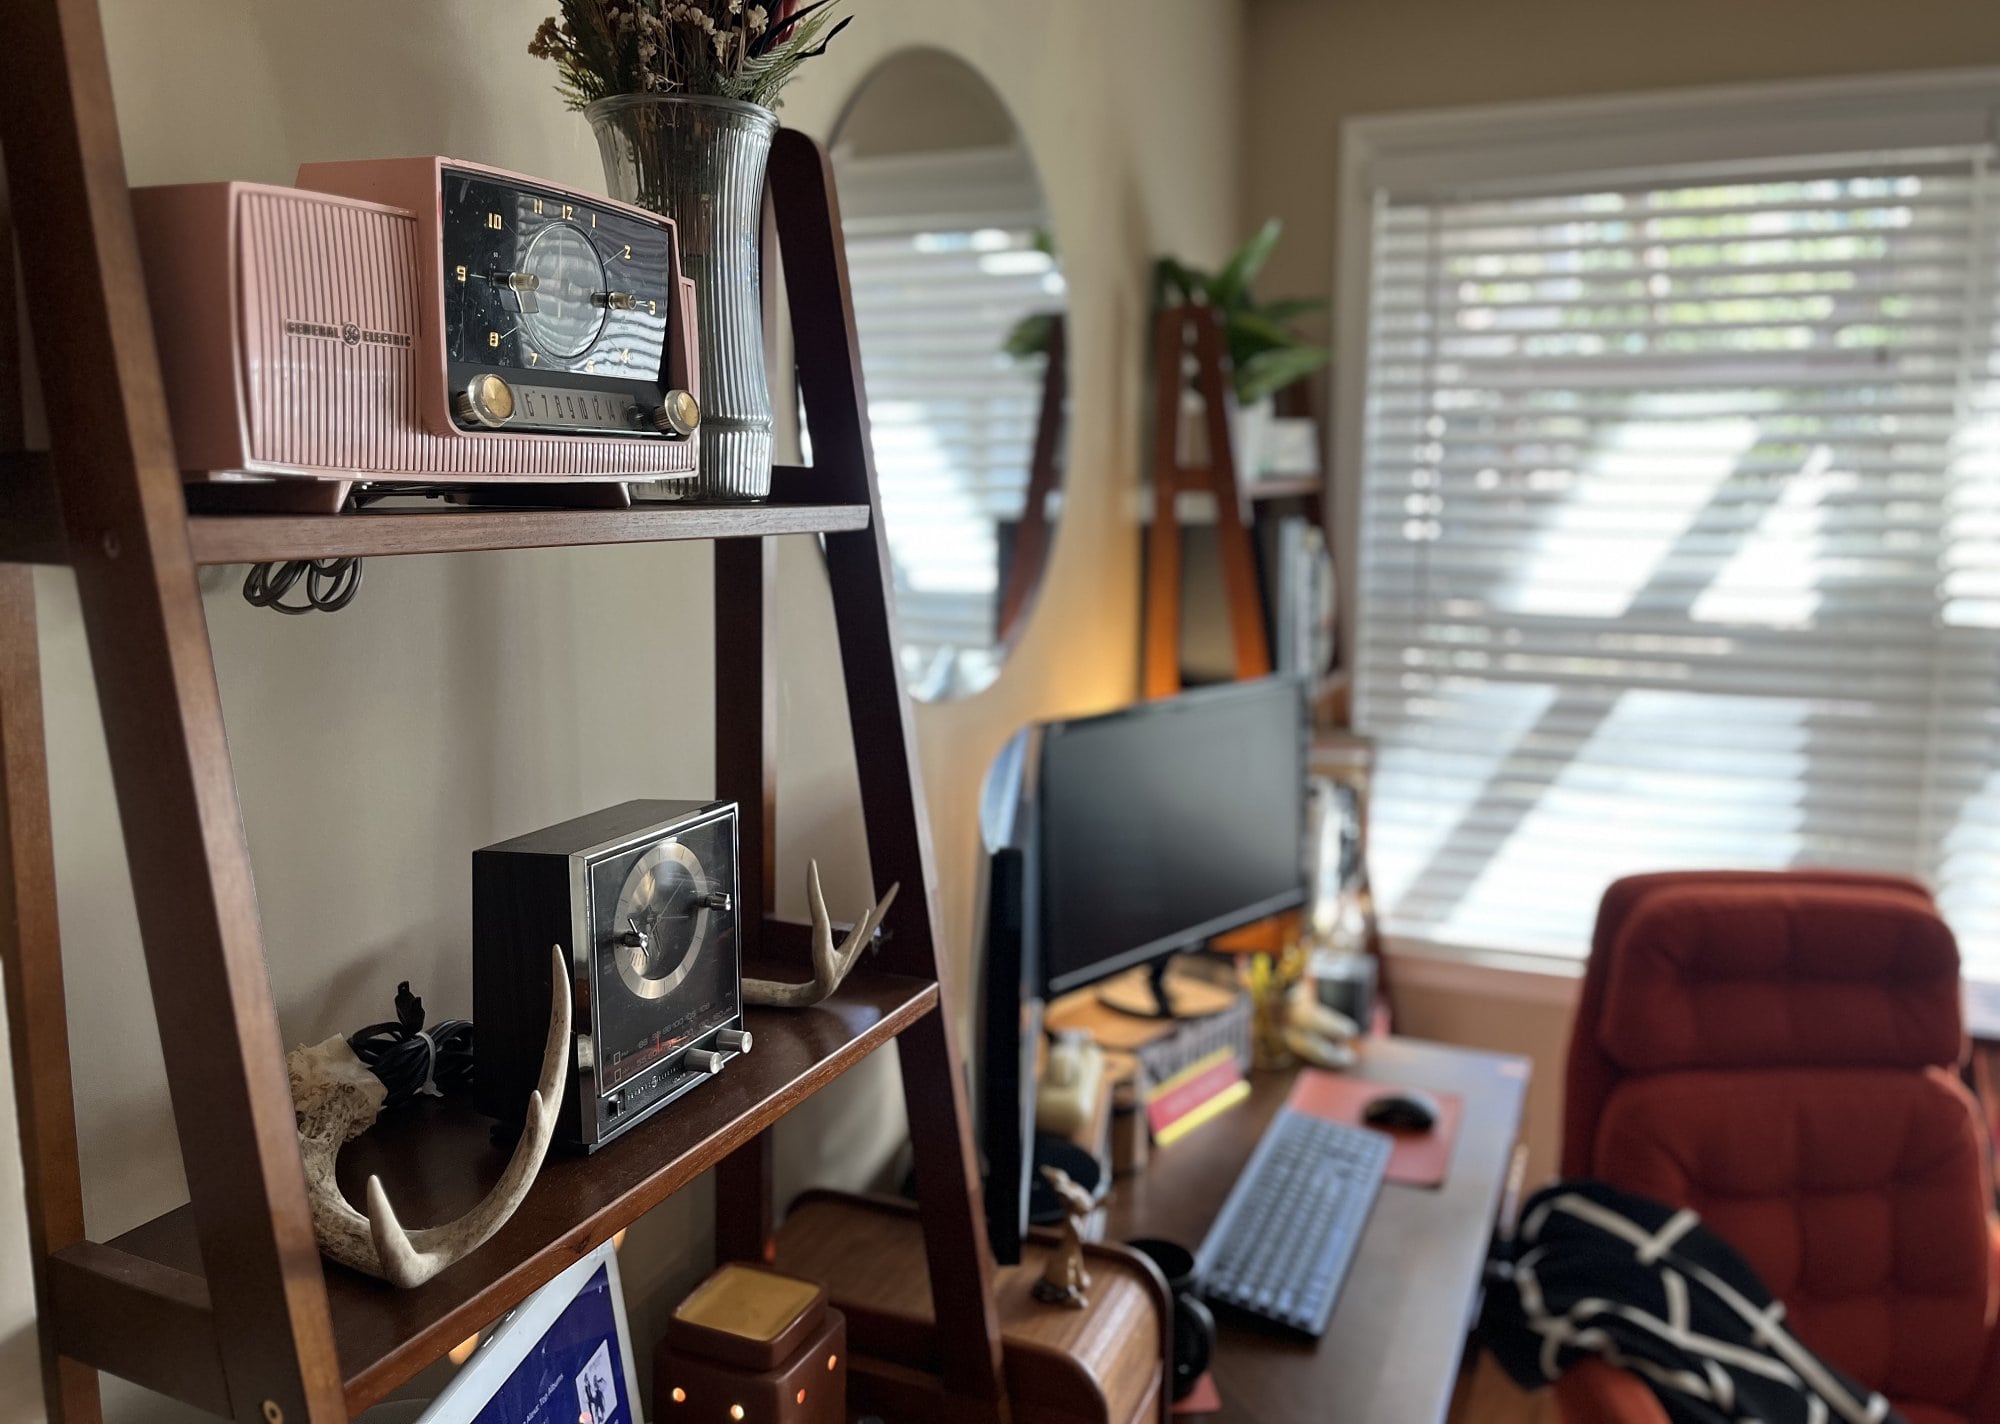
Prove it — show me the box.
[1245,475,1324,501]
[187,499,869,566]
[100,968,937,1414]
[0,452,871,566]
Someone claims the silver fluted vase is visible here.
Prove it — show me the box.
[589,93,777,501]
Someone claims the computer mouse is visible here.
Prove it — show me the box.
[1361,1088,1440,1133]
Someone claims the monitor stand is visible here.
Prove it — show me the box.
[1093,955,1239,1021]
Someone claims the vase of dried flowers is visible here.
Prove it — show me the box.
[533,2,851,500]
[590,93,777,498]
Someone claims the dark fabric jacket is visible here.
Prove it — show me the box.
[1487,1180,1904,1424]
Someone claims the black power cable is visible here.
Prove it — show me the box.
[346,982,473,1109]
[242,558,364,615]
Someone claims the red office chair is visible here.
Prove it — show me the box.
[1557,871,2000,1423]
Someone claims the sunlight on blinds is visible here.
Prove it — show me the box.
[845,223,1063,695]
[1355,159,2000,974]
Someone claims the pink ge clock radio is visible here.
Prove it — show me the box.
[130,156,702,512]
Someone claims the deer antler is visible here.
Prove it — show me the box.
[742,859,899,1008]
[288,945,569,1288]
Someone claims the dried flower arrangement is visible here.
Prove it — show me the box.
[530,0,851,111]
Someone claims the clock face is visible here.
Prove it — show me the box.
[588,822,739,1095]
[609,841,711,1003]
[438,169,678,435]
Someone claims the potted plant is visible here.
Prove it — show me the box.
[1155,219,1329,484]
[530,1,852,499]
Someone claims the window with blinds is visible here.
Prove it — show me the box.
[1355,155,2000,974]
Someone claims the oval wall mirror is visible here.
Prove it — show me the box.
[832,49,1068,702]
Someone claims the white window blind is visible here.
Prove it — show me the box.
[1355,153,2000,974]
[838,146,1062,697]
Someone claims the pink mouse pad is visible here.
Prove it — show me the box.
[1285,1070,1462,1188]
[1173,1372,1222,1414]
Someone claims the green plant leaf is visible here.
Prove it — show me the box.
[1003,311,1057,362]
[1235,343,1331,405]
[1153,256,1205,309]
[1228,311,1294,353]
[1210,218,1282,313]
[1256,296,1327,325]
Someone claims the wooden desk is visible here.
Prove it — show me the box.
[1100,1037,1529,1424]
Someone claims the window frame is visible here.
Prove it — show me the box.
[1331,68,2000,970]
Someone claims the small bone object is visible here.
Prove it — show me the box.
[288,944,569,1288]
[1032,1165,1094,1310]
[742,859,899,1009]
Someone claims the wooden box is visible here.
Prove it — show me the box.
[773,1191,1171,1424]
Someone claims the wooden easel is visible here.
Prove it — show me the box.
[0,2,1006,1420]
[996,313,1065,646]
[1142,303,1273,699]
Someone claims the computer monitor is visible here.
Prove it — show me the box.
[408,1241,643,1424]
[976,677,1310,1262]
[1038,678,1310,1000]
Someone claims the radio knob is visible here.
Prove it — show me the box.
[455,374,515,428]
[684,1048,725,1075]
[704,890,733,913]
[716,1029,752,1054]
[652,389,701,438]
[595,290,639,311]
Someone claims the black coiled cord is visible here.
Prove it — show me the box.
[242,558,363,615]
[346,982,473,1109]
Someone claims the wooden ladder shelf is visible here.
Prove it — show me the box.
[0,3,1006,1420]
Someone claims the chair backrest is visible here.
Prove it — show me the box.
[1562,869,1937,1179]
[1568,875,1989,1403]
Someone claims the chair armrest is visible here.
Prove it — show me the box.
[1555,1360,1671,1424]
[1964,1221,2000,1420]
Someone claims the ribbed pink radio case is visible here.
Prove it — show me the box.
[130,157,701,508]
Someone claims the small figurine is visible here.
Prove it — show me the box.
[1033,1165,1094,1310]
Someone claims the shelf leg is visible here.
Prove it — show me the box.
[715,536,777,942]
[0,2,345,1417]
[1191,306,1272,682]
[771,127,1009,1419]
[0,566,102,1423]
[715,1130,776,1265]
[1144,308,1187,699]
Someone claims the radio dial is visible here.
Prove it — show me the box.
[716,1029,752,1054]
[685,1047,725,1075]
[595,290,639,311]
[454,374,516,428]
[653,389,701,438]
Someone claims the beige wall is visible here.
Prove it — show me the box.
[0,1,1244,1419]
[1243,0,2000,1193]
[1244,0,2000,308]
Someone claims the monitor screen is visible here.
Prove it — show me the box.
[1036,679,1308,995]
